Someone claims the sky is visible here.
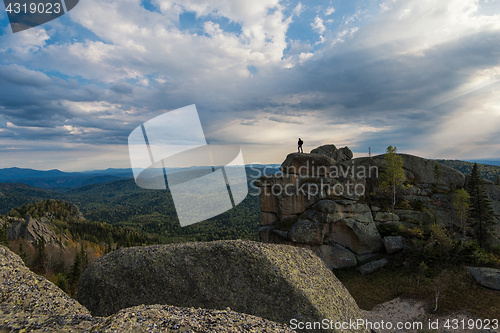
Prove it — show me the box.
[1,0,500,171]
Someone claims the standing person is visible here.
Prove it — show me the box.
[298,138,303,153]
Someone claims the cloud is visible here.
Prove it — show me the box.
[2,0,500,170]
[293,2,304,17]
[311,16,326,34]
[109,82,134,95]
[325,7,335,16]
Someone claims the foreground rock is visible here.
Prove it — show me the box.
[90,304,297,333]
[467,267,500,291]
[78,240,369,332]
[358,258,389,275]
[0,245,301,333]
[0,245,100,332]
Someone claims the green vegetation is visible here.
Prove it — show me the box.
[0,221,8,246]
[336,266,500,319]
[338,219,500,318]
[0,176,261,244]
[380,146,406,211]
[466,163,495,247]
[0,166,269,296]
[453,188,470,237]
[6,199,159,248]
[437,159,500,182]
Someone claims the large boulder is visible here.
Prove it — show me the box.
[358,258,389,275]
[0,245,99,332]
[393,209,434,224]
[89,304,297,332]
[350,154,466,188]
[287,218,327,245]
[310,144,353,162]
[328,218,384,255]
[467,267,500,291]
[374,212,399,222]
[313,244,357,269]
[280,153,336,176]
[391,154,465,187]
[78,240,369,332]
[259,182,324,215]
[0,245,296,333]
[383,236,404,254]
[278,183,324,215]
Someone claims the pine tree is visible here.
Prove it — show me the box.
[34,238,46,274]
[18,242,27,262]
[466,163,495,247]
[79,244,89,273]
[380,146,406,211]
[453,188,470,238]
[68,251,82,296]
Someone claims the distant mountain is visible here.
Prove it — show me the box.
[0,165,280,190]
[437,159,500,182]
[0,165,280,242]
[465,159,500,167]
[0,167,69,180]
[0,167,134,190]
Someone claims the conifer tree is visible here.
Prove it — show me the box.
[466,163,495,247]
[34,238,46,274]
[18,242,27,262]
[69,251,82,296]
[453,188,470,238]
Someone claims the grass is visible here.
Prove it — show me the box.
[335,265,500,319]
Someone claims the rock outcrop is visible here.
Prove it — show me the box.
[467,266,500,291]
[91,305,297,333]
[77,240,369,332]
[6,215,59,244]
[0,245,100,332]
[0,244,303,333]
[258,144,500,271]
[310,144,353,162]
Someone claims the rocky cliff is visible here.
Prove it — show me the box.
[4,214,61,244]
[257,144,500,271]
[1,244,301,332]
[77,239,369,333]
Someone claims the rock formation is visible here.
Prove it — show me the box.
[0,244,304,333]
[6,215,60,244]
[0,245,99,331]
[467,266,500,291]
[258,144,500,271]
[77,240,369,333]
[310,144,353,162]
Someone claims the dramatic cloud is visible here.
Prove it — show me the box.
[1,0,500,170]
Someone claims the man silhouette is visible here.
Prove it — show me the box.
[298,138,303,153]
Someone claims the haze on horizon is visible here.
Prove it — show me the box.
[1,0,500,172]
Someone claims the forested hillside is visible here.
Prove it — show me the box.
[0,165,278,243]
[438,159,500,182]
